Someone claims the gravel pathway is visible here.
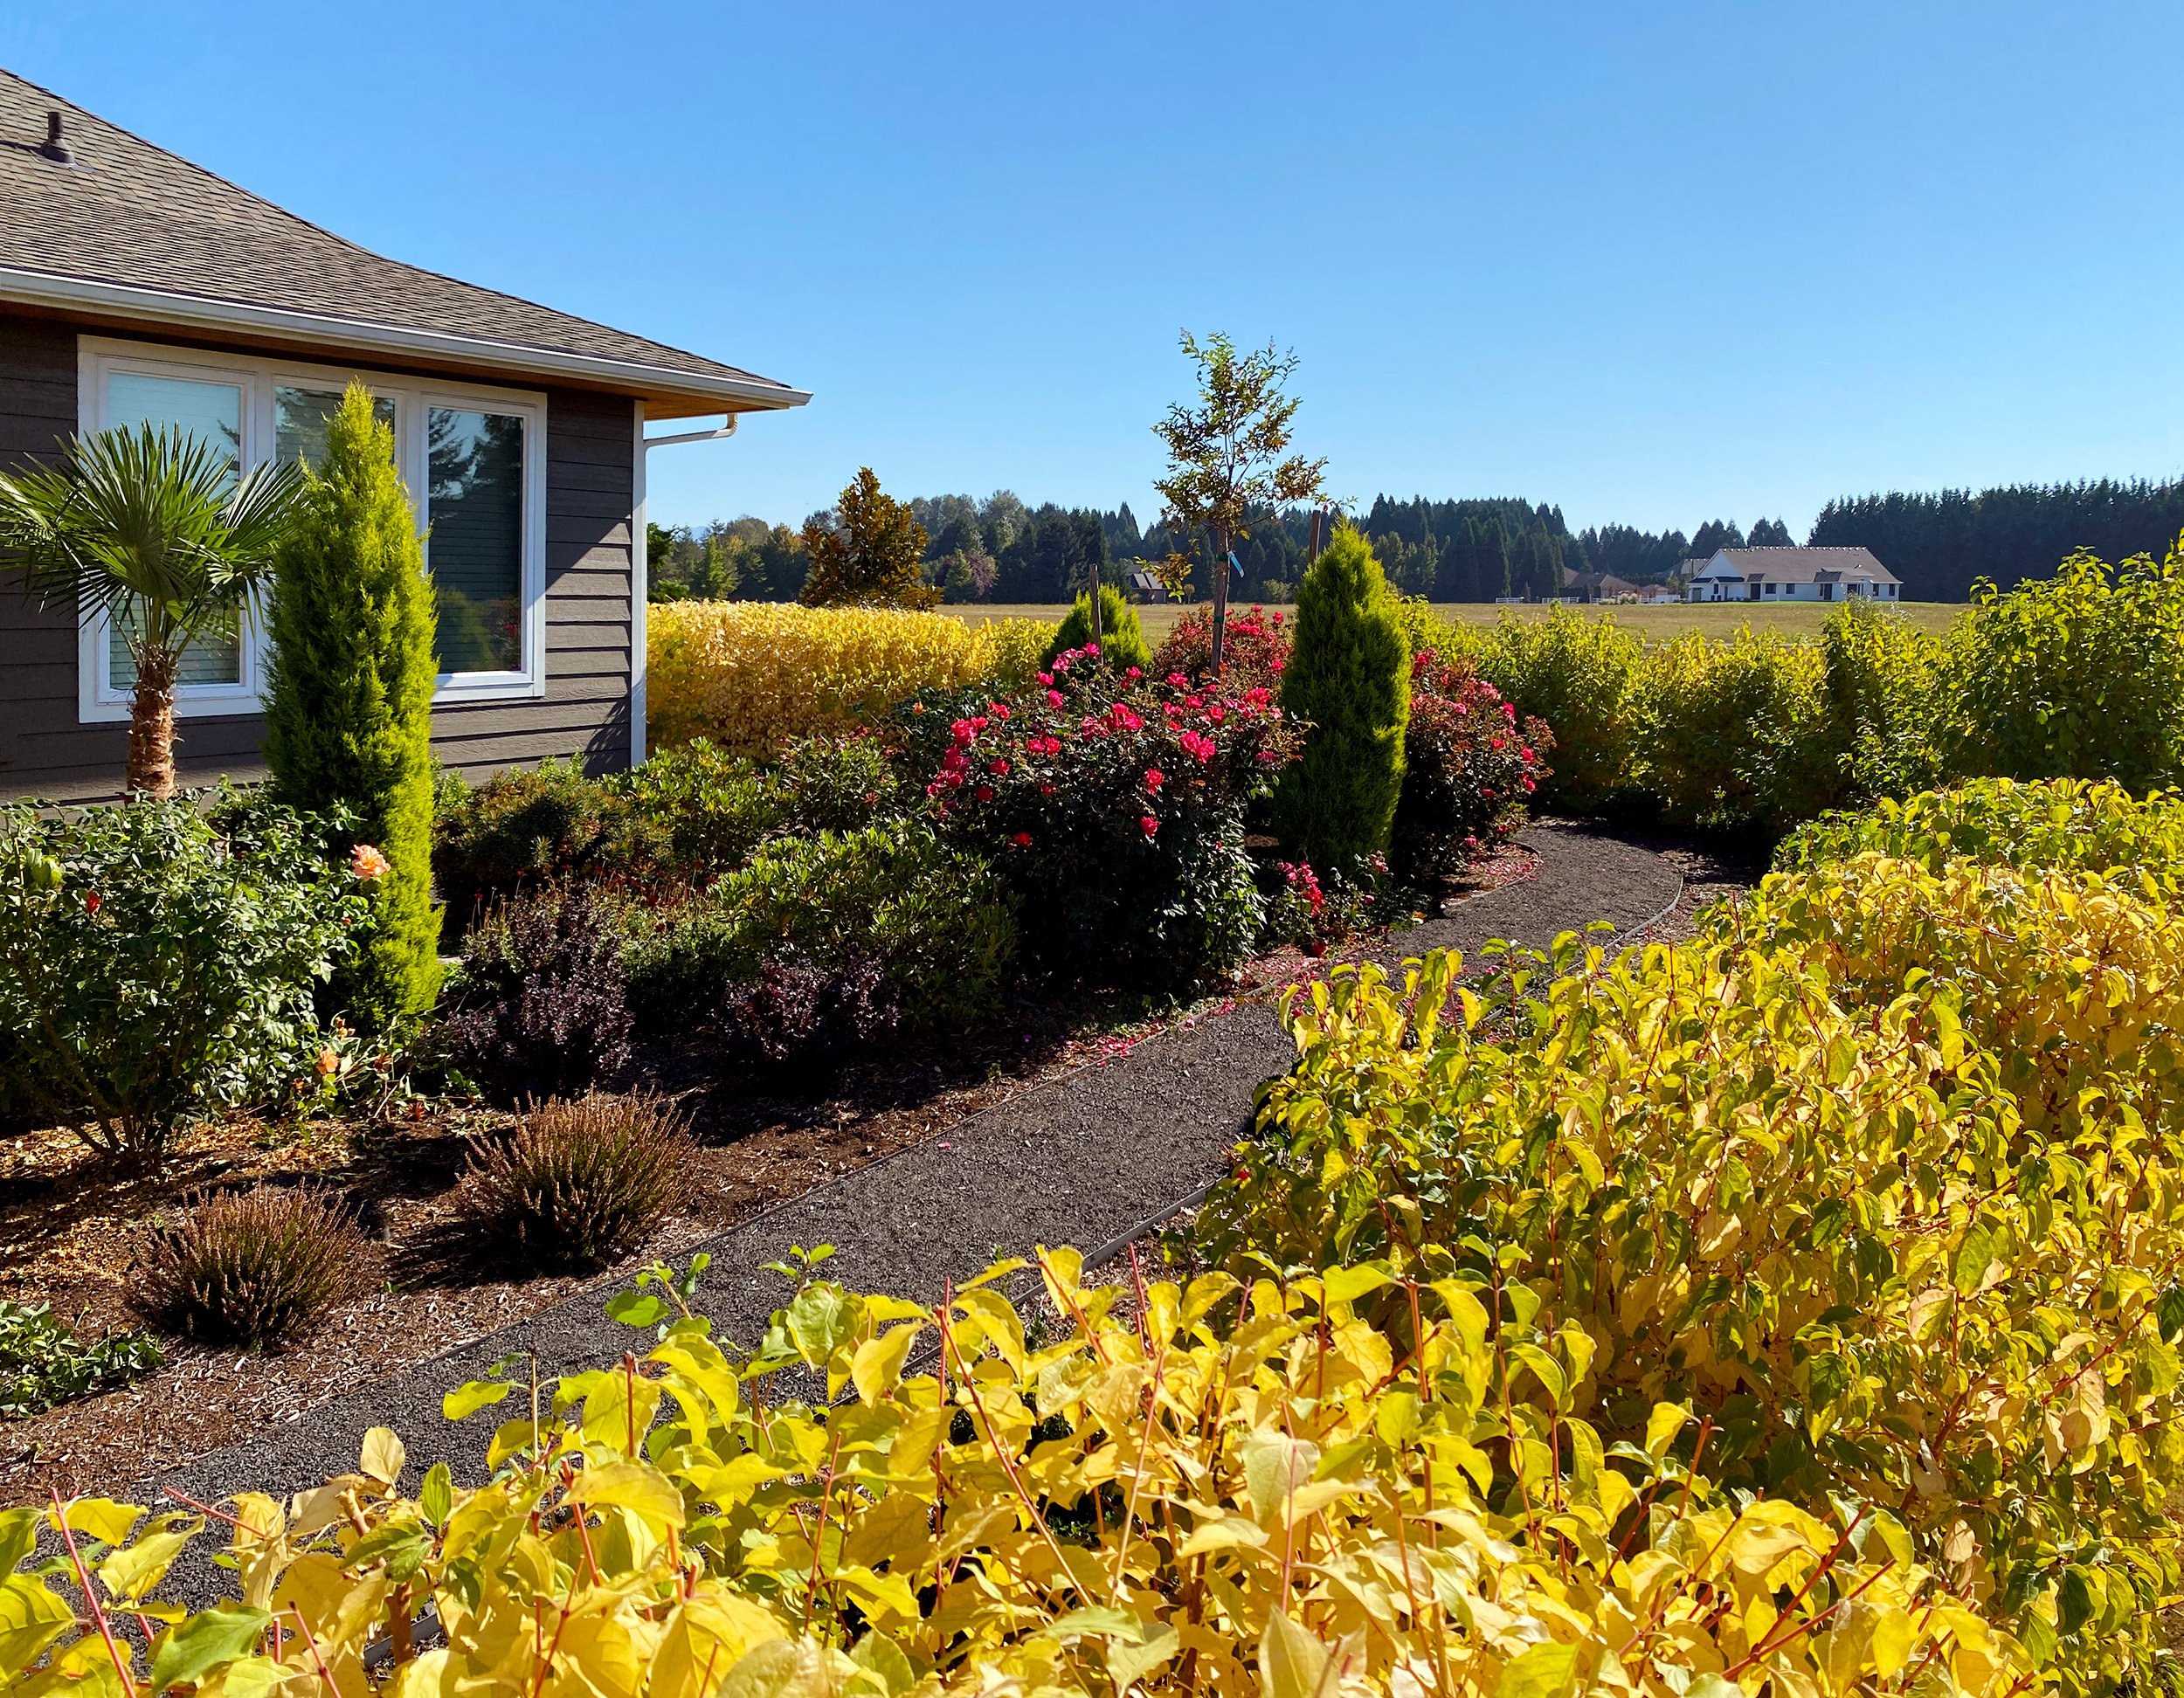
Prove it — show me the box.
[135,824,1680,1596]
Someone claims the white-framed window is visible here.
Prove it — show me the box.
[77,337,549,722]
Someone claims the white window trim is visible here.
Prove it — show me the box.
[77,335,549,722]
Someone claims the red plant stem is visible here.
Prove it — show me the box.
[48,1491,137,1698]
[804,1431,844,1636]
[288,1605,341,1696]
[939,1298,1084,1599]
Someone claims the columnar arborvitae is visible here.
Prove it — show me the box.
[1275,523,1410,869]
[263,383,442,1028]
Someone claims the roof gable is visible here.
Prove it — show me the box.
[0,68,805,416]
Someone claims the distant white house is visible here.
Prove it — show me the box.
[1685,547,1901,604]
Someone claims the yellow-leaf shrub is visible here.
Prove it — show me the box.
[1207,793,2184,1695]
[7,1253,2023,1697]
[647,603,1054,753]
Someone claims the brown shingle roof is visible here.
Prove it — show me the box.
[0,68,806,414]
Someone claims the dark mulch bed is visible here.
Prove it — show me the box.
[1,839,1545,1508]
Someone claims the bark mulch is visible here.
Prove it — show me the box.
[123,824,1682,1573]
[1,836,1544,1506]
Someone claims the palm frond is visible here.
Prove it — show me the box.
[0,423,308,645]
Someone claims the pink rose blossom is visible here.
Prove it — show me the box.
[1139,815,1159,837]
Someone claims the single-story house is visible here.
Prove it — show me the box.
[1560,569,1641,604]
[1685,546,1900,604]
[0,68,807,804]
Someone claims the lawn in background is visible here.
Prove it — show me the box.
[942,600,1962,644]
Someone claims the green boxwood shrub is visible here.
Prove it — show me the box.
[0,793,366,1154]
[261,383,442,1030]
[1043,584,1151,674]
[1272,525,1409,869]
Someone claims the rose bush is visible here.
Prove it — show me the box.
[905,644,1303,987]
[1388,647,1552,881]
[1146,602,1291,690]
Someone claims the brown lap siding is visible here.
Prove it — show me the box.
[0,317,635,802]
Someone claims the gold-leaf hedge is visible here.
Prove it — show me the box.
[647,604,1054,754]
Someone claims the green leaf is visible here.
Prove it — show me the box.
[1952,1215,2001,1295]
[605,1291,670,1329]
[1050,1605,1147,1641]
[442,1378,514,1421]
[1258,1611,1332,1698]
[1497,1640,1579,1698]
[419,1462,453,1527]
[2156,1284,2184,1343]
[0,1508,38,1577]
[147,1604,272,1691]
[848,1632,916,1697]
[785,1284,858,1368]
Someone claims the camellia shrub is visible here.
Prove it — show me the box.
[0,793,367,1154]
[433,740,904,926]
[1387,647,1551,882]
[4,1247,2025,1698]
[1204,780,2184,1695]
[911,645,1302,986]
[647,601,1052,753]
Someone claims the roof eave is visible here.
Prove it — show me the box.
[0,266,812,415]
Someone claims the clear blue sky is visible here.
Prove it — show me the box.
[9,3,2183,540]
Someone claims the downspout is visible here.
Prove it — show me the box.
[632,413,741,768]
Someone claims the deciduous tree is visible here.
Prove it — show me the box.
[1152,332,1326,669]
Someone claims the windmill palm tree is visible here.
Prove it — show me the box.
[0,424,306,796]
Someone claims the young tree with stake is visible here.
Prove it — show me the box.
[1152,333,1327,672]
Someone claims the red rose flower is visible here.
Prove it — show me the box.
[1139,815,1159,837]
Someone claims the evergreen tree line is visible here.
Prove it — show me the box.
[649,494,1790,606]
[649,473,2184,606]
[1808,477,2184,602]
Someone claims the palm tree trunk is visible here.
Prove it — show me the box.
[127,645,179,797]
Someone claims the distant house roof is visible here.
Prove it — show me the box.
[1563,569,1641,597]
[0,68,807,419]
[1692,546,1898,584]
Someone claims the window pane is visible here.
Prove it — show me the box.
[427,407,524,674]
[275,386,396,471]
[111,604,242,687]
[103,372,245,688]
[106,373,242,478]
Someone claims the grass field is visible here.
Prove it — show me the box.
[942,599,1963,644]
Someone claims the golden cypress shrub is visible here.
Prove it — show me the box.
[648,602,1053,752]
